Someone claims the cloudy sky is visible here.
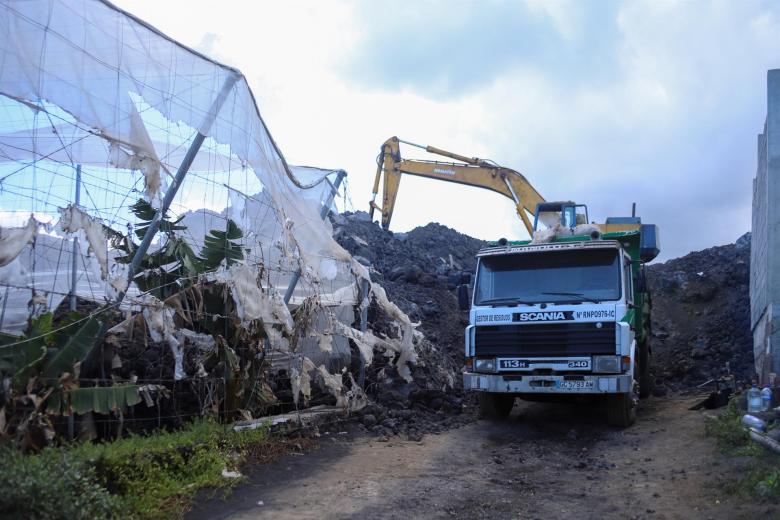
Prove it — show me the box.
[116,0,780,261]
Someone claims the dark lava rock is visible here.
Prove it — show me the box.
[404,265,423,283]
[648,232,754,390]
[331,213,484,402]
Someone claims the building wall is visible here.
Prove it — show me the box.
[751,69,780,383]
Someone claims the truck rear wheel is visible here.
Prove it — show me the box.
[478,393,514,419]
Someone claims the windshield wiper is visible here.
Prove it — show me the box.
[541,292,601,304]
[479,297,534,307]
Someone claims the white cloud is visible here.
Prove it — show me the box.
[112,0,780,260]
[523,0,583,41]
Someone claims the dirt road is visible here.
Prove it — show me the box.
[189,397,777,520]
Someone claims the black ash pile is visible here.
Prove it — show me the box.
[647,233,754,393]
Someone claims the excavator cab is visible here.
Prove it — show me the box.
[532,201,589,231]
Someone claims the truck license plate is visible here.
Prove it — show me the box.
[558,380,594,390]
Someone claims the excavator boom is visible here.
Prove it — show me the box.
[369,136,545,234]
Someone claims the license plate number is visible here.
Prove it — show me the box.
[558,380,594,389]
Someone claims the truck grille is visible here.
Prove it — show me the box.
[474,322,616,357]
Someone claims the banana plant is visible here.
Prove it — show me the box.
[109,198,246,299]
[0,313,160,448]
[0,313,100,400]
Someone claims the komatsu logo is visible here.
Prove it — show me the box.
[433,168,455,176]
[514,311,574,322]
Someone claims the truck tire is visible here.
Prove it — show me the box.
[606,392,637,428]
[638,340,652,399]
[478,393,514,419]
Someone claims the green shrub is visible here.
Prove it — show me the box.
[705,398,752,453]
[706,397,780,501]
[68,419,269,519]
[0,446,118,520]
[753,467,780,500]
[0,419,272,519]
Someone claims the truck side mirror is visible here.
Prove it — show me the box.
[457,284,471,311]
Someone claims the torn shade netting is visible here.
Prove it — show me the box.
[0,0,418,394]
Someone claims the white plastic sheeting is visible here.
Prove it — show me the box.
[142,296,185,380]
[0,0,419,392]
[0,0,357,303]
[0,0,356,297]
[0,218,38,267]
[58,205,109,279]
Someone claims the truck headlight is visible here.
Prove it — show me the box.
[593,355,621,374]
[474,358,496,373]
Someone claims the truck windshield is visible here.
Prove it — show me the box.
[474,249,621,305]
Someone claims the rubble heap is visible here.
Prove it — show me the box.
[333,211,484,352]
[331,212,485,436]
[648,233,753,392]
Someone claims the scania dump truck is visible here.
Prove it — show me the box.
[461,208,660,427]
[367,137,659,426]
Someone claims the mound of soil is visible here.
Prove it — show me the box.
[331,212,485,435]
[333,211,484,363]
[647,233,753,391]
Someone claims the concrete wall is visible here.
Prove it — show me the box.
[751,69,780,383]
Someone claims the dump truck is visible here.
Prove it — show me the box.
[460,206,660,427]
[366,137,659,426]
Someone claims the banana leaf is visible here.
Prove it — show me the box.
[130,199,186,240]
[198,220,244,271]
[0,313,53,392]
[46,385,144,415]
[42,317,101,380]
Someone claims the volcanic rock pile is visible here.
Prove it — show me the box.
[331,212,485,435]
[647,233,754,392]
[332,211,484,358]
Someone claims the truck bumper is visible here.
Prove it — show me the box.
[463,372,632,395]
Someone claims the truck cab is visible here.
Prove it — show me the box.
[533,201,588,230]
[462,226,659,427]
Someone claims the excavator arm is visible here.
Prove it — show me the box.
[369,136,545,234]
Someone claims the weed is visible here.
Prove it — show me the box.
[704,398,750,453]
[706,397,780,501]
[1,418,284,519]
[0,445,119,520]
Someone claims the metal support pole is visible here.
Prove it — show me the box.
[68,165,81,441]
[115,73,239,304]
[283,169,347,304]
[318,170,346,221]
[0,286,8,331]
[69,165,81,311]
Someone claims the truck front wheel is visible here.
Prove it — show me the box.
[478,393,515,419]
[606,392,637,427]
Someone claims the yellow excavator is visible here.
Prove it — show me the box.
[369,136,546,234]
[368,136,638,236]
